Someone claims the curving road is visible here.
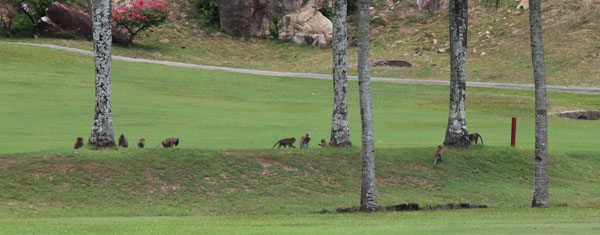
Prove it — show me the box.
[5,41,600,94]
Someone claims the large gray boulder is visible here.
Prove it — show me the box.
[38,1,126,42]
[278,2,332,48]
[417,0,448,13]
[218,0,331,47]
[559,110,600,120]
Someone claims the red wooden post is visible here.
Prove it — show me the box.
[511,117,517,147]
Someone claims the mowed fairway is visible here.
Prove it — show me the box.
[1,208,600,234]
[0,43,599,154]
[1,43,600,233]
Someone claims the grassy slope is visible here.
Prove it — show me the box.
[0,44,599,220]
[0,147,599,218]
[4,0,599,86]
[1,43,599,155]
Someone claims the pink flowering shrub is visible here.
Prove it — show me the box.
[112,0,173,47]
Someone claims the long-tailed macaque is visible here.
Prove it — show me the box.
[433,145,443,166]
[300,133,311,149]
[137,138,146,148]
[74,137,84,149]
[272,137,296,149]
[468,133,484,145]
[318,139,327,147]
[118,134,129,148]
[162,137,179,148]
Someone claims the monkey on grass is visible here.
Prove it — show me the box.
[300,133,311,149]
[118,134,129,148]
[433,145,443,166]
[468,133,484,145]
[74,137,84,149]
[137,138,146,148]
[318,139,327,147]
[161,137,179,148]
[272,137,296,149]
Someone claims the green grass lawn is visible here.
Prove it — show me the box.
[1,208,599,234]
[1,43,599,232]
[1,43,599,155]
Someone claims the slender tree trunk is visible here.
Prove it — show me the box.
[529,0,549,208]
[17,6,37,36]
[89,0,116,148]
[330,0,352,148]
[357,0,377,212]
[443,0,470,148]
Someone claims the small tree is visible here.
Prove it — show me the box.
[112,0,172,47]
[0,2,18,37]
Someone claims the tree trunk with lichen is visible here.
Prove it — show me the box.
[357,0,377,212]
[529,0,549,208]
[330,0,352,148]
[443,0,471,148]
[89,0,116,148]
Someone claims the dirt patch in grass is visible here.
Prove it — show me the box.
[255,158,299,172]
[223,151,270,157]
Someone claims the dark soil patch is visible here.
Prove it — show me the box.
[371,60,413,68]
[315,203,487,213]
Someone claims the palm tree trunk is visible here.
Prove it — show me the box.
[357,0,377,212]
[89,0,116,148]
[330,0,352,148]
[529,0,549,208]
[444,0,470,148]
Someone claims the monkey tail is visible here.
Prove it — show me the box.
[272,142,279,148]
[479,135,484,145]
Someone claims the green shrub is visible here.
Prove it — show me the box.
[194,0,219,27]
[268,15,279,39]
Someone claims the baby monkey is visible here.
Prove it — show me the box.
[318,139,327,147]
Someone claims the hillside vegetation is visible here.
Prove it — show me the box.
[5,0,599,86]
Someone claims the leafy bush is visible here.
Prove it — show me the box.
[112,0,172,47]
[268,14,278,39]
[318,0,357,21]
[194,0,219,27]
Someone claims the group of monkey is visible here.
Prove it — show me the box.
[434,132,484,166]
[73,134,180,149]
[73,132,483,163]
[272,133,327,149]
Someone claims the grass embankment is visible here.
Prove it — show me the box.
[0,147,599,218]
[1,43,599,154]
[4,0,599,86]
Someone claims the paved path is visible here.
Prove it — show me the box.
[6,42,600,94]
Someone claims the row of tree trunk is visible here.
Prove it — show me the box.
[329,0,549,209]
[89,0,549,210]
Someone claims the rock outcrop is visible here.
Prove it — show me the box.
[559,110,600,120]
[218,0,332,47]
[37,1,126,42]
[278,2,332,48]
[44,2,94,40]
[516,0,529,10]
